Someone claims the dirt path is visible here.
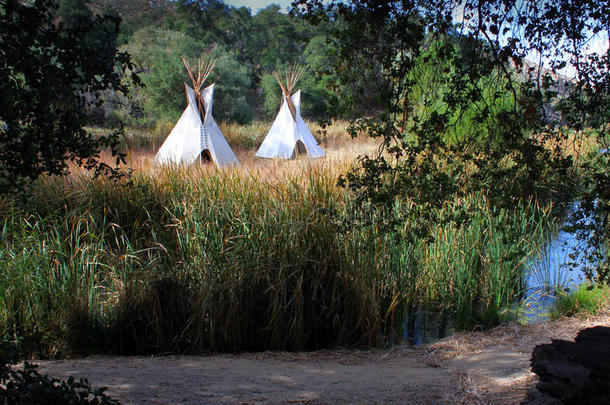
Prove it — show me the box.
[35,315,609,405]
[35,349,460,404]
[428,314,610,404]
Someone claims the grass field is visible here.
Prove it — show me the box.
[0,121,565,357]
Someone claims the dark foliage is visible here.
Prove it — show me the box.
[0,0,139,191]
[298,0,608,282]
[0,340,118,404]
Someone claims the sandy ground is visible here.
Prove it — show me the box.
[34,314,610,405]
[427,313,610,404]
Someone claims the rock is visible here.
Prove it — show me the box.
[529,326,610,404]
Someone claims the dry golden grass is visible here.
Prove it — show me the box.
[533,128,601,162]
[105,121,602,183]
[111,120,380,183]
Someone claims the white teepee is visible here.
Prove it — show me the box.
[155,54,239,168]
[155,83,239,167]
[256,65,324,159]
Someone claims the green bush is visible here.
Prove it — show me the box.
[550,284,610,319]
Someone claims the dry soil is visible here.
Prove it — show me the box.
[35,314,610,405]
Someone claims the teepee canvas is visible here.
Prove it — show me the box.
[256,65,324,159]
[155,55,239,168]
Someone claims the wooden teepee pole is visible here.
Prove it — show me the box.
[182,53,217,123]
[272,63,304,121]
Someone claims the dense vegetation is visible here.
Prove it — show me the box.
[303,0,609,286]
[0,167,555,356]
[0,0,608,357]
[0,0,139,190]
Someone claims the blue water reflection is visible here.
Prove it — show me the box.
[522,201,596,320]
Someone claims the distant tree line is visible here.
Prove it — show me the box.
[51,0,361,126]
[52,0,548,130]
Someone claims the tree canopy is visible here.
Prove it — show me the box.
[0,0,139,190]
[296,0,608,284]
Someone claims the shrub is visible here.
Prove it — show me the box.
[550,284,610,319]
[0,341,117,404]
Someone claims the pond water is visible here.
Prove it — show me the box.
[393,200,600,345]
[521,200,596,321]
[523,148,608,318]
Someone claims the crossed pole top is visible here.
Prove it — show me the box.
[273,63,305,121]
[182,49,217,122]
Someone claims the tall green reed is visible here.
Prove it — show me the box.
[0,168,554,356]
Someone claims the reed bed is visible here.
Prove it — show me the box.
[0,160,555,357]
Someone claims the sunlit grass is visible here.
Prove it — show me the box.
[550,284,610,319]
[0,160,554,356]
